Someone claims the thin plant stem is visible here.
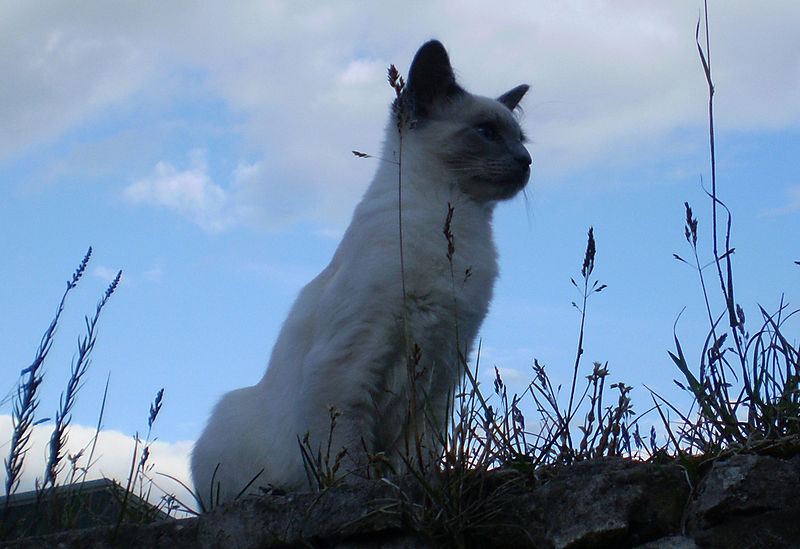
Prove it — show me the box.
[4,248,91,501]
[43,270,121,491]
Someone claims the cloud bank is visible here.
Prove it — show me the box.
[4,1,799,230]
[0,415,195,513]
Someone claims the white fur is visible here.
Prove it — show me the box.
[191,85,526,507]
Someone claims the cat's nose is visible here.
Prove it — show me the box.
[514,145,532,167]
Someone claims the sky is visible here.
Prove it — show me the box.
[1,1,798,510]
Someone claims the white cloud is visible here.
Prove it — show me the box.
[338,59,387,87]
[123,150,318,231]
[0,414,196,514]
[124,150,231,232]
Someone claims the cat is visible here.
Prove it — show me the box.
[191,39,530,507]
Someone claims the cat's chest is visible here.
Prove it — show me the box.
[339,193,498,312]
[403,212,497,306]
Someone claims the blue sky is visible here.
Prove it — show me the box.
[2,1,798,504]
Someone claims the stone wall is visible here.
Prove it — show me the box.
[7,454,800,548]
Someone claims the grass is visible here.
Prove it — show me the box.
[650,2,800,466]
[4,247,91,502]
[2,2,798,545]
[0,251,181,541]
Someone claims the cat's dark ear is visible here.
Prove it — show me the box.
[405,40,463,116]
[497,84,529,111]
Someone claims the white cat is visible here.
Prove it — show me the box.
[191,40,530,507]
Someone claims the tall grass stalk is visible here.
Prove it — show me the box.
[388,65,431,472]
[563,228,607,457]
[113,388,166,538]
[42,269,122,491]
[4,248,91,501]
[661,0,800,458]
[74,374,110,486]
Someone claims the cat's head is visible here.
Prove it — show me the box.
[399,40,531,203]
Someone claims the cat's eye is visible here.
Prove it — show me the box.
[474,122,498,141]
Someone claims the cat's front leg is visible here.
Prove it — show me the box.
[296,326,405,482]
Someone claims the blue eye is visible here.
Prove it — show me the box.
[475,123,497,141]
